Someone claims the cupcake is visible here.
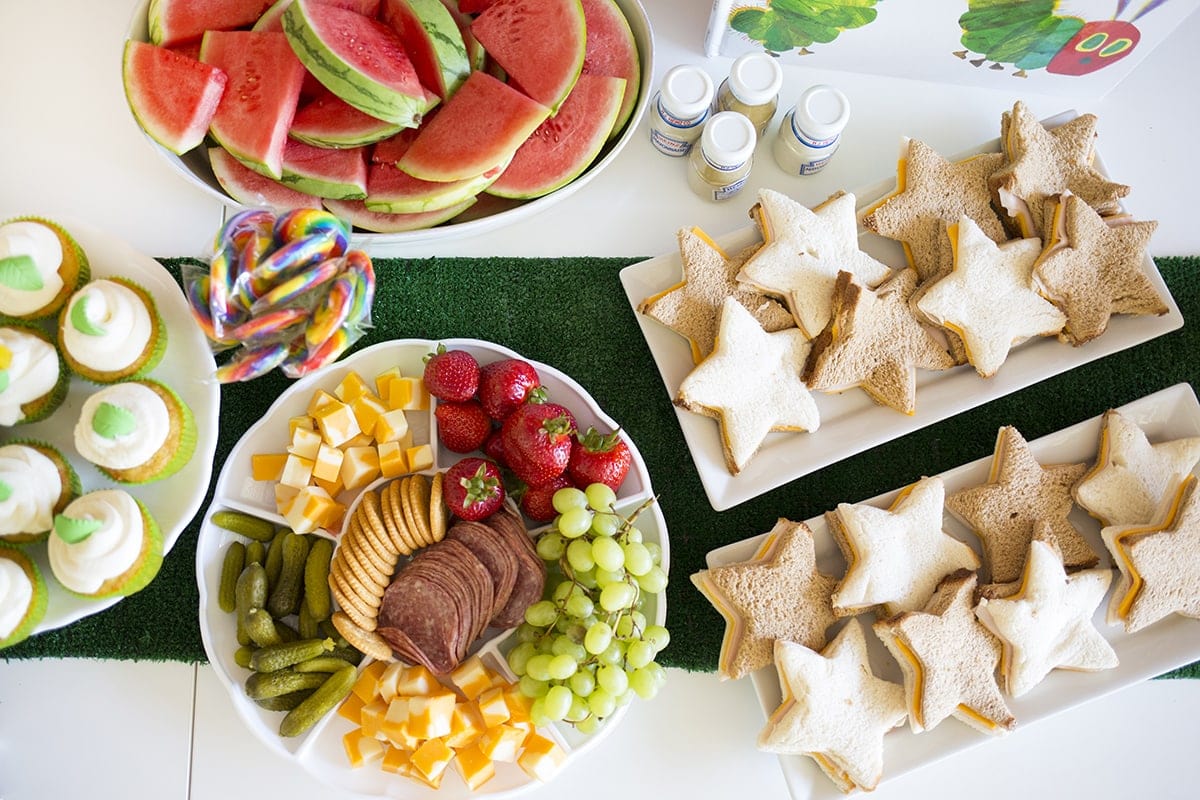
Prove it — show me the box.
[0,216,90,321]
[0,324,69,425]
[0,441,80,544]
[74,379,196,483]
[0,544,48,649]
[47,489,163,599]
[58,277,166,382]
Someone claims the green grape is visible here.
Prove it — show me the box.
[566,694,591,723]
[519,675,549,698]
[594,566,625,587]
[614,613,636,638]
[516,622,539,643]
[552,580,575,602]
[590,512,620,537]
[552,635,587,661]
[622,541,653,576]
[625,639,655,669]
[525,653,555,682]
[585,483,617,512]
[643,660,667,689]
[622,525,643,544]
[558,506,593,538]
[536,532,566,561]
[507,641,538,676]
[643,625,671,653]
[583,621,613,655]
[630,666,660,699]
[568,669,596,698]
[596,664,629,695]
[564,593,594,619]
[543,684,573,720]
[637,565,668,593]
[575,568,598,589]
[600,581,637,611]
[587,687,617,719]
[599,639,625,665]
[645,541,662,564]
[552,487,588,514]
[616,688,636,707]
[530,697,551,727]
[575,713,602,734]
[524,600,558,627]
[566,539,595,572]
[629,610,647,631]
[548,653,578,680]
[591,536,625,572]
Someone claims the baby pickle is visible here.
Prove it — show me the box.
[235,563,268,648]
[293,656,357,674]
[218,541,246,613]
[245,608,284,648]
[303,537,334,622]
[244,540,266,566]
[245,669,328,700]
[264,528,290,589]
[254,690,315,712]
[279,665,357,737]
[211,510,276,542]
[268,532,310,618]
[249,637,334,673]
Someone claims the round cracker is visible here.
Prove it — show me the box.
[341,535,390,589]
[347,514,397,576]
[406,473,434,545]
[357,494,399,562]
[332,611,393,662]
[331,556,382,610]
[387,478,423,553]
[429,472,447,543]
[328,570,378,631]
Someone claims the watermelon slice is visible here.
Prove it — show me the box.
[379,0,471,100]
[200,31,307,179]
[397,71,549,182]
[290,88,404,147]
[148,0,276,47]
[370,126,422,163]
[458,0,498,12]
[579,0,640,139]
[439,0,486,72]
[281,140,369,198]
[122,41,227,155]
[282,0,435,127]
[254,0,382,31]
[470,0,586,113]
[324,196,476,232]
[364,151,506,213]
[488,74,623,199]
[209,147,325,211]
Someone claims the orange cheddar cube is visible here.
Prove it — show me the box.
[377,441,408,479]
[341,432,376,449]
[273,483,299,512]
[337,691,366,724]
[312,442,345,482]
[282,485,344,534]
[380,744,413,775]
[386,376,430,411]
[250,452,287,482]
[312,474,344,499]
[373,408,410,444]
[314,401,362,448]
[360,699,389,740]
[453,742,496,791]
[410,737,454,783]
[339,446,380,492]
[288,425,323,460]
[373,366,403,398]
[406,443,434,472]
[395,664,439,696]
[478,723,525,762]
[353,661,387,703]
[335,370,372,402]
[307,389,339,416]
[278,453,315,489]
[287,414,315,439]
[343,730,385,768]
[406,692,456,740]
[444,701,485,749]
[350,392,388,438]
[503,685,534,724]
[376,662,406,703]
[476,686,511,728]
[517,732,567,781]
[449,654,493,701]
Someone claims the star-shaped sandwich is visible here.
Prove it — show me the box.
[802,268,955,415]
[874,569,1015,735]
[1033,192,1166,345]
[1075,408,1200,526]
[757,618,907,793]
[691,518,836,680]
[676,297,820,475]
[826,475,980,617]
[1102,474,1200,633]
[737,189,892,338]
[946,425,1096,585]
[915,215,1065,378]
[990,101,1130,239]
[638,226,794,363]
[862,138,1008,283]
[974,533,1117,697]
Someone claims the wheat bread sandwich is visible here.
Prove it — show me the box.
[737,189,892,339]
[974,531,1117,697]
[914,215,1066,378]
[757,617,907,793]
[989,101,1129,240]
[946,425,1096,585]
[802,268,955,415]
[824,475,980,618]
[1101,474,1200,633]
[1032,192,1166,346]
[873,569,1015,735]
[637,226,794,363]
[675,297,820,475]
[691,518,837,681]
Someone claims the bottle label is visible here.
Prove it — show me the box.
[713,175,748,201]
[792,114,840,149]
[656,95,707,130]
[651,129,694,157]
[798,154,833,175]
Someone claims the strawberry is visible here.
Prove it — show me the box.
[569,427,632,491]
[478,357,543,420]
[423,344,480,402]
[500,401,575,487]
[434,399,493,453]
[442,457,505,521]
[517,474,573,523]
[482,427,508,466]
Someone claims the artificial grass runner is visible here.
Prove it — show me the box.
[5,256,1197,681]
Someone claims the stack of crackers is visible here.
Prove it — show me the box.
[638,101,1168,477]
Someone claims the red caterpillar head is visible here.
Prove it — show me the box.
[1047,20,1141,76]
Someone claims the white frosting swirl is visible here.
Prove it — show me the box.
[0,327,60,425]
[61,280,153,372]
[47,489,144,594]
[0,221,66,317]
[0,557,34,639]
[0,445,62,536]
[74,382,170,470]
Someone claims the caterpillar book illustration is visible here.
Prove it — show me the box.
[728,0,881,55]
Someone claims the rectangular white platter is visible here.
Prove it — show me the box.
[704,382,1200,799]
[618,114,1183,511]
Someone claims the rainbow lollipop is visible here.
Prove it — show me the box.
[215,340,297,383]
[250,256,342,315]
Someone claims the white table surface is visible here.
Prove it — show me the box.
[2,2,1199,799]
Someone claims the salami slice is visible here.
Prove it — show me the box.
[447,520,520,622]
[486,509,546,629]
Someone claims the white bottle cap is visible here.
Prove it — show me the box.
[700,111,757,168]
[660,65,715,119]
[727,52,783,106]
[794,85,850,141]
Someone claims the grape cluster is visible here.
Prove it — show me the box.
[505,483,669,733]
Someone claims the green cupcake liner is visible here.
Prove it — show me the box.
[0,323,68,425]
[0,216,89,322]
[0,439,81,545]
[57,276,166,384]
[0,543,48,649]
[97,379,197,485]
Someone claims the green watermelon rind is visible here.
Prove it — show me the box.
[122,40,227,156]
[280,143,369,200]
[324,196,476,232]
[282,0,435,128]
[363,157,509,214]
[471,0,587,114]
[380,0,471,100]
[580,0,641,139]
[209,147,326,211]
[290,91,405,148]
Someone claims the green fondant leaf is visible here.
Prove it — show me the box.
[0,255,43,291]
[0,480,10,502]
[0,371,8,394]
[92,402,137,439]
[54,514,102,544]
[71,295,106,336]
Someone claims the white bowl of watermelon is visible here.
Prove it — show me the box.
[123,0,652,241]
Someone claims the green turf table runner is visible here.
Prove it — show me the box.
[4,255,1197,679]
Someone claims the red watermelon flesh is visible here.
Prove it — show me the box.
[439,0,486,71]
[579,0,640,138]
[168,41,204,62]
[457,0,498,12]
[123,40,227,156]
[470,0,586,113]
[253,0,382,31]
[323,196,476,232]
[148,0,276,47]
[370,125,423,163]
[201,30,307,179]
[397,70,548,182]
[281,140,369,198]
[487,73,623,199]
[379,0,471,101]
[291,88,404,147]
[364,152,504,213]
[209,146,324,211]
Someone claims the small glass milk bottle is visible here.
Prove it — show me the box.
[687,111,757,203]
[773,84,850,176]
[715,52,784,140]
[649,65,715,157]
